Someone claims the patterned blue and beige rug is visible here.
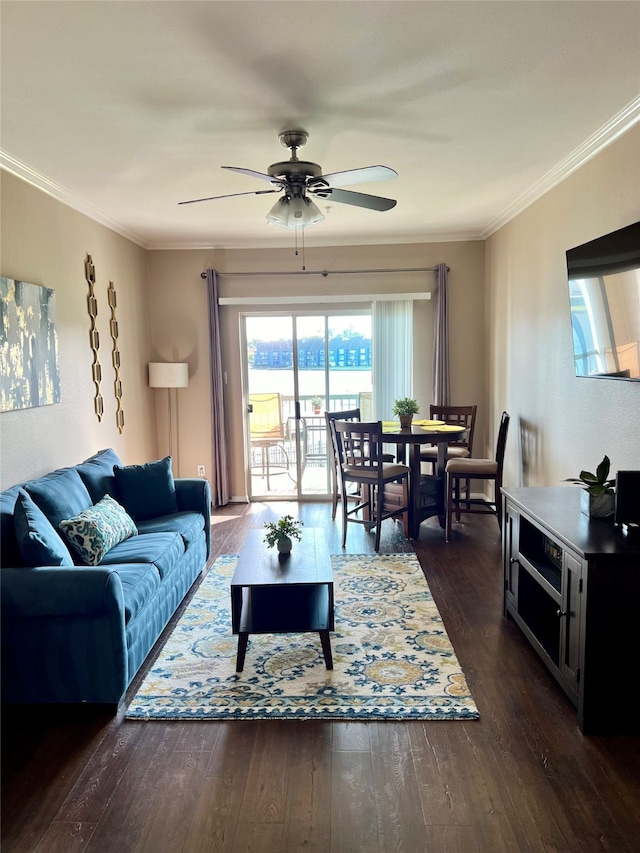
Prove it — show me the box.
[126,553,479,721]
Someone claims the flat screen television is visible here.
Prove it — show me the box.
[566,221,640,381]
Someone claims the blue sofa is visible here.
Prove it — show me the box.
[1,449,211,707]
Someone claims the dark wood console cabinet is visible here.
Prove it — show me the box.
[502,487,640,734]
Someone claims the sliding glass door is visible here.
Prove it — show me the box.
[243,312,372,500]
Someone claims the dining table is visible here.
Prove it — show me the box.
[380,420,468,538]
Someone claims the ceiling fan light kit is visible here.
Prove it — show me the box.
[266,195,325,229]
[179,129,398,232]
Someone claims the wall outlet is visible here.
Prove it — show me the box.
[197,465,206,478]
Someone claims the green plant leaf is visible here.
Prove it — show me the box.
[588,484,609,496]
[567,455,615,493]
[595,455,611,484]
[263,515,303,548]
[392,397,419,416]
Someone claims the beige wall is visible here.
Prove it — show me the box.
[486,124,640,490]
[147,241,485,500]
[0,172,156,490]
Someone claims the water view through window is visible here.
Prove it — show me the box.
[244,313,372,498]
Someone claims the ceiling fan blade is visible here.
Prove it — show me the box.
[310,187,396,211]
[221,165,281,185]
[319,165,397,187]
[178,189,279,205]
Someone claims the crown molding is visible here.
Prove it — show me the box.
[482,95,640,239]
[145,229,484,251]
[0,152,151,248]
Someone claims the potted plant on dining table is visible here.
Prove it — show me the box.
[392,397,420,429]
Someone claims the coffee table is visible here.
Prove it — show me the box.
[230,527,334,672]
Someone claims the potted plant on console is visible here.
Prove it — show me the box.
[565,454,616,518]
[264,515,304,554]
[393,397,420,429]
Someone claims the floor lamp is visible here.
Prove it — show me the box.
[148,362,189,472]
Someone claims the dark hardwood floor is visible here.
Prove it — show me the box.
[2,502,640,853]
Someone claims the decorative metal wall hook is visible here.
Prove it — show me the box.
[108,281,125,433]
[84,254,104,421]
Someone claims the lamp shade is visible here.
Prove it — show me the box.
[266,196,325,229]
[148,362,189,388]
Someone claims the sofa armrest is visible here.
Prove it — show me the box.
[1,566,125,619]
[175,478,211,557]
[1,566,129,704]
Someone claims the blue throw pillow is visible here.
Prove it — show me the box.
[24,467,93,530]
[113,456,178,521]
[14,489,73,567]
[75,448,122,504]
[59,495,138,566]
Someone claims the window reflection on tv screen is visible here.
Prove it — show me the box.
[566,222,640,381]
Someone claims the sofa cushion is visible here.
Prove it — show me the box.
[113,564,162,623]
[13,489,74,567]
[101,531,185,580]
[75,448,122,503]
[24,468,92,530]
[136,511,204,550]
[59,495,138,566]
[1,485,23,568]
[113,456,178,522]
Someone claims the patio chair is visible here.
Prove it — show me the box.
[249,393,291,490]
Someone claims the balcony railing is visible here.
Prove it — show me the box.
[280,392,372,421]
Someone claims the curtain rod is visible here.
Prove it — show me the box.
[200,266,447,279]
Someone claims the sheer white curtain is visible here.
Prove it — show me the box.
[372,299,413,421]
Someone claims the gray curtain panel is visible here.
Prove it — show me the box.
[206,269,231,506]
[432,262,450,406]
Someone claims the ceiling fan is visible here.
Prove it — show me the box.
[178,129,397,229]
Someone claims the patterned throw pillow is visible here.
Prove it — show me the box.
[59,495,138,566]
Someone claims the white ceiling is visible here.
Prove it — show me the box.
[1,1,639,250]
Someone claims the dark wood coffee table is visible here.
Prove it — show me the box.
[230,527,334,672]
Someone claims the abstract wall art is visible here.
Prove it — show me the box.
[0,277,61,412]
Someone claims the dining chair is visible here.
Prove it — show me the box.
[249,393,292,490]
[325,408,362,520]
[420,404,477,469]
[421,404,477,505]
[325,409,395,519]
[445,411,510,542]
[334,420,410,552]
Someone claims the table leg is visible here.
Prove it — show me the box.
[236,632,249,672]
[409,443,421,538]
[436,442,447,528]
[319,630,333,669]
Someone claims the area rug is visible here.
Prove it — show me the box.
[125,553,479,721]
